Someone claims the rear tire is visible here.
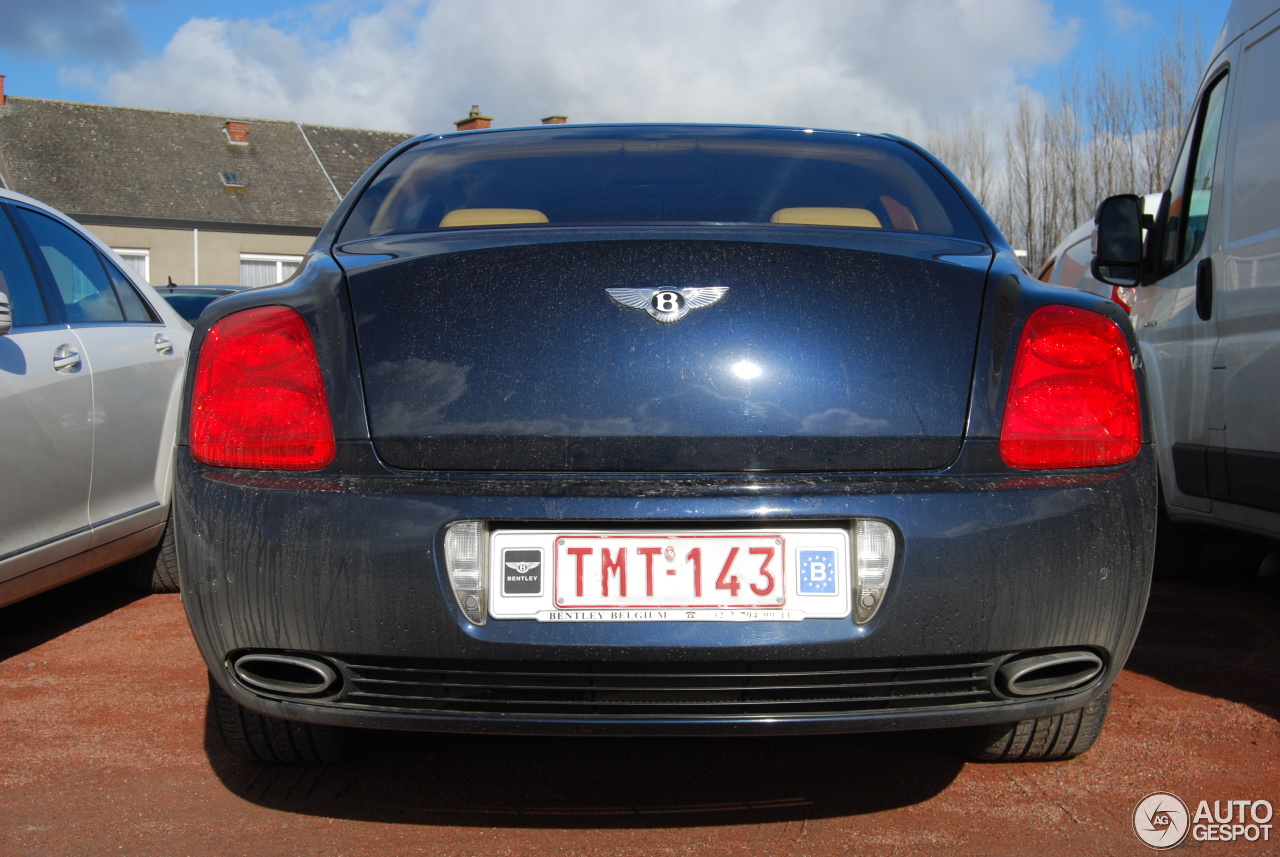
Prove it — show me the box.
[122,515,181,594]
[963,688,1110,762]
[208,674,352,764]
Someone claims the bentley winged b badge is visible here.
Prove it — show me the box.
[605,286,729,324]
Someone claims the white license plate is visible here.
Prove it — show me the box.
[488,528,851,622]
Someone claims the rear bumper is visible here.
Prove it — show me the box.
[206,677,1123,738]
[176,441,1156,735]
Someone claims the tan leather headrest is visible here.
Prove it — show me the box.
[438,208,549,228]
[770,207,882,228]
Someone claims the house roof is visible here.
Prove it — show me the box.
[0,96,413,232]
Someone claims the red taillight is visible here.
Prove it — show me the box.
[190,306,336,470]
[999,305,1141,469]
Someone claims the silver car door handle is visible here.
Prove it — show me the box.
[53,344,81,372]
[154,333,174,355]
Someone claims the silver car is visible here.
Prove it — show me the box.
[0,189,190,606]
[1036,220,1125,304]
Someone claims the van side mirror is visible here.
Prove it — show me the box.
[0,290,12,336]
[1091,195,1145,287]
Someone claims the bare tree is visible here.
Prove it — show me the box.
[925,110,998,209]
[1051,64,1089,230]
[959,111,998,208]
[1003,90,1048,265]
[985,12,1205,269]
[915,12,1204,271]
[1136,12,1205,193]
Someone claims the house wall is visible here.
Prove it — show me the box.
[83,224,315,286]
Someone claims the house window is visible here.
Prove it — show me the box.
[240,253,302,287]
[113,249,150,284]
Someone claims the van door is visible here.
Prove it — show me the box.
[1214,16,1280,516]
[1133,68,1232,514]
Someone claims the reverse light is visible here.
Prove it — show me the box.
[444,521,488,625]
[190,306,336,470]
[854,519,895,624]
[999,305,1141,469]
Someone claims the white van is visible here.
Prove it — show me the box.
[1093,0,1280,562]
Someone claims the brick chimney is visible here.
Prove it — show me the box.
[0,76,6,108]
[541,115,568,125]
[223,120,249,145]
[453,105,492,131]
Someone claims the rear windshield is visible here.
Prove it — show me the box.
[338,127,985,243]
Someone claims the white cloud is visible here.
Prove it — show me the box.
[104,0,1076,139]
[1101,0,1152,30]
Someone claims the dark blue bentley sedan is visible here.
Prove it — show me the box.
[176,124,1155,763]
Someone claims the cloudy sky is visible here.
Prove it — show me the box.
[0,0,1228,136]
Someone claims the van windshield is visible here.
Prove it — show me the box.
[338,126,985,243]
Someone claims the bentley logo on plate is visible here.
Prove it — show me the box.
[503,549,543,596]
[605,286,729,323]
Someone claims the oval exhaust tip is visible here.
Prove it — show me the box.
[233,653,339,696]
[998,651,1104,697]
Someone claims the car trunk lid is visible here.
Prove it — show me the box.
[339,234,991,472]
